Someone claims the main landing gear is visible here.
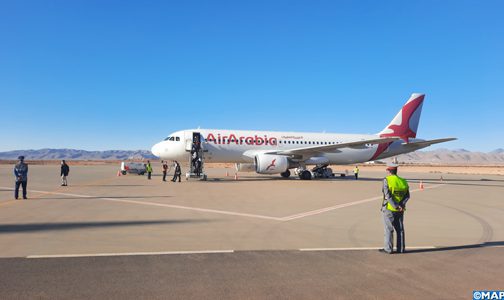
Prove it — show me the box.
[280,170,291,178]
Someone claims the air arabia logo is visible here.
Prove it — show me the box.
[266,159,276,171]
[380,95,424,142]
[206,133,277,146]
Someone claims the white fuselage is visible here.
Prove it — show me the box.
[151,129,419,165]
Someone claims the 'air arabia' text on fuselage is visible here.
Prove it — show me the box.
[206,133,278,146]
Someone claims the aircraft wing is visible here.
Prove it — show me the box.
[402,138,457,149]
[264,137,400,157]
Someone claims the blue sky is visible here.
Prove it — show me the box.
[0,1,502,152]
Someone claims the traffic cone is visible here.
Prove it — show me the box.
[117,170,121,177]
[419,181,424,190]
[234,173,238,180]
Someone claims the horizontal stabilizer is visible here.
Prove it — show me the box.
[402,138,457,148]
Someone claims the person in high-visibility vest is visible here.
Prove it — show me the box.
[379,163,410,254]
[146,160,153,180]
[353,165,359,180]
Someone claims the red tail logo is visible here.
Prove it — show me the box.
[266,159,276,171]
[380,94,424,142]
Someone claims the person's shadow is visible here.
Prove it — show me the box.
[406,241,504,253]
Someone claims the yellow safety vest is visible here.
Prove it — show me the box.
[146,164,153,172]
[385,175,409,212]
[354,168,359,174]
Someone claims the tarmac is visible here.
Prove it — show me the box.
[0,163,503,299]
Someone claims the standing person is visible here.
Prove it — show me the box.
[146,160,153,180]
[14,156,28,200]
[353,165,359,180]
[162,160,168,182]
[191,152,198,173]
[172,161,181,182]
[60,160,70,186]
[379,163,410,254]
[195,157,202,177]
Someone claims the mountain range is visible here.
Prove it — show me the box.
[387,148,504,165]
[0,148,503,165]
[0,149,156,161]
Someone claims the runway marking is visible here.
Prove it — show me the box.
[0,200,17,207]
[0,184,445,222]
[280,184,444,221]
[27,249,235,259]
[300,246,436,251]
[0,187,284,221]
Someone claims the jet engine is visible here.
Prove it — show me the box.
[255,154,289,174]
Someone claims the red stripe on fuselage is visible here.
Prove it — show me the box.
[371,142,392,161]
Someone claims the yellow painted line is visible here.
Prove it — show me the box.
[0,200,17,207]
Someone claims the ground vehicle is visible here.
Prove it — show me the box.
[120,162,146,175]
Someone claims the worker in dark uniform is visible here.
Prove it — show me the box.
[162,161,168,182]
[380,163,410,254]
[195,157,202,177]
[14,156,29,199]
[172,161,181,182]
[146,160,153,180]
[60,160,70,186]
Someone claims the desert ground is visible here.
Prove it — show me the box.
[0,162,503,299]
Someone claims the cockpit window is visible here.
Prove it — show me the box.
[176,137,180,141]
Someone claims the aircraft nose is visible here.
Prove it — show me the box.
[151,143,161,157]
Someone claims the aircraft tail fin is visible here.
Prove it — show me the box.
[379,93,425,143]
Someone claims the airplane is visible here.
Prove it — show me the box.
[151,93,456,180]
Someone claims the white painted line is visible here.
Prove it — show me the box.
[281,184,444,221]
[0,187,283,221]
[0,184,445,222]
[27,249,235,259]
[300,246,436,251]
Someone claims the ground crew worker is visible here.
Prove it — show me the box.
[380,163,410,254]
[172,161,181,182]
[14,156,28,200]
[146,160,153,180]
[60,160,70,186]
[353,165,359,180]
[162,161,168,182]
[195,157,202,177]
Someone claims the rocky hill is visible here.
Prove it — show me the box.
[387,148,504,165]
[0,149,156,161]
[1,148,503,164]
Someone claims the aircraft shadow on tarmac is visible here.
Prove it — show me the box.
[34,195,174,200]
[406,241,504,253]
[84,184,150,187]
[0,219,212,234]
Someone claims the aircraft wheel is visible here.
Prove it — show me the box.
[280,170,291,178]
[301,170,312,180]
